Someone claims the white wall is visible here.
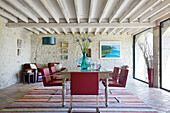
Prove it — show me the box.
[0,18,32,89]
[31,34,133,76]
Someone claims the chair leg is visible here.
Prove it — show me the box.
[62,79,66,107]
[69,95,72,113]
[114,97,121,103]
[96,95,100,113]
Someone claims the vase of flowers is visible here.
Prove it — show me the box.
[138,34,154,87]
[75,33,92,70]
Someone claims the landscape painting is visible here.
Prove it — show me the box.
[100,41,121,59]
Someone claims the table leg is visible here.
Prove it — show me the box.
[23,74,25,83]
[32,75,35,83]
[62,78,66,107]
[28,74,30,84]
[105,78,109,107]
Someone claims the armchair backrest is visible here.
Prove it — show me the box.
[71,72,99,95]
[119,69,129,87]
[49,66,56,74]
[112,67,120,79]
[24,63,37,69]
[48,62,60,68]
[41,68,51,86]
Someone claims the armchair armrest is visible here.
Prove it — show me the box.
[24,69,32,73]
[61,67,67,71]
[37,68,42,72]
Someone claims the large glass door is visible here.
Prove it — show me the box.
[160,18,170,91]
[134,29,153,83]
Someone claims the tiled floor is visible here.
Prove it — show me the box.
[0,77,170,113]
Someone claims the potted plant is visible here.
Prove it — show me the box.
[138,34,154,87]
[74,33,92,70]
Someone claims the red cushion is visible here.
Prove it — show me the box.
[102,69,129,88]
[71,72,99,95]
[100,78,117,82]
[47,80,62,86]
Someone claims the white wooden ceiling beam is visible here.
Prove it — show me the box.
[79,28,84,34]
[109,0,125,23]
[88,28,91,33]
[24,0,49,23]
[128,28,137,33]
[122,28,132,34]
[99,0,111,23]
[36,28,47,34]
[7,23,156,28]
[25,28,39,34]
[62,28,67,34]
[108,28,117,35]
[129,0,160,23]
[70,28,75,34]
[95,28,99,35]
[115,28,125,34]
[53,28,61,34]
[119,0,142,23]
[0,1,28,23]
[74,0,80,23]
[44,28,54,34]
[101,28,108,35]
[40,0,59,23]
[88,0,95,23]
[132,28,146,35]
[7,0,38,23]
[140,0,170,22]
[121,28,130,34]
[0,9,18,23]
[150,7,170,23]
[57,0,70,23]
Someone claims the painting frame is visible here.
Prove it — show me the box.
[17,39,22,48]
[100,41,121,59]
[61,42,68,47]
[61,55,68,60]
[61,48,68,53]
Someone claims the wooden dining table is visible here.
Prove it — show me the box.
[61,69,111,107]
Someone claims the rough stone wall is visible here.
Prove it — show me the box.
[31,34,133,76]
[0,18,32,89]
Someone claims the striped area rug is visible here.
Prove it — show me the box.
[0,87,157,113]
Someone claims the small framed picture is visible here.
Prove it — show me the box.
[61,48,68,53]
[86,48,91,57]
[17,49,21,56]
[61,42,68,47]
[61,55,68,60]
[17,39,22,48]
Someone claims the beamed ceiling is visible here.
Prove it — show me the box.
[0,0,169,35]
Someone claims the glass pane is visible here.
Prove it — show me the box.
[135,29,153,82]
[161,19,170,91]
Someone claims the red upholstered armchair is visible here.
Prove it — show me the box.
[103,69,129,87]
[70,72,100,113]
[48,62,66,72]
[109,67,120,82]
[41,68,62,86]
[23,63,42,82]
[101,67,120,82]
[49,66,62,81]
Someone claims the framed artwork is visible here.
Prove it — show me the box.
[61,42,68,47]
[100,41,121,59]
[17,39,22,48]
[61,55,68,60]
[86,48,91,57]
[17,49,21,56]
[61,48,68,53]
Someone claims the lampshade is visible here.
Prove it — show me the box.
[42,37,56,45]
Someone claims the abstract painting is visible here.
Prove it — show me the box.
[100,41,121,59]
